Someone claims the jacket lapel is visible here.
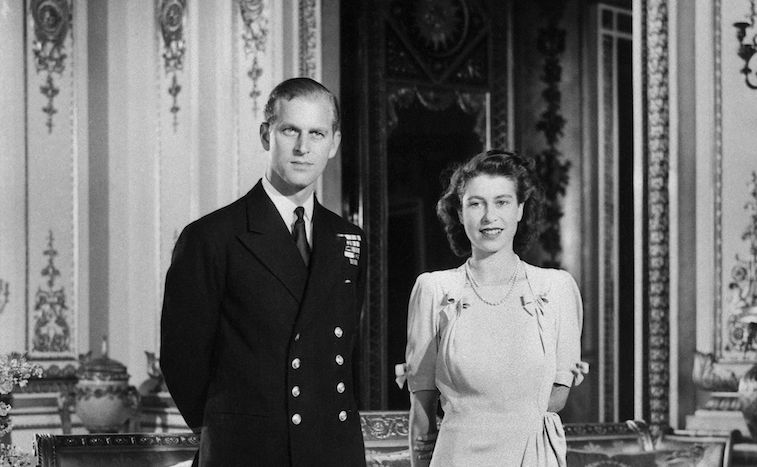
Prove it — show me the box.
[296,202,342,325]
[236,182,309,302]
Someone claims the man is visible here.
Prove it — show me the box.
[160,78,367,466]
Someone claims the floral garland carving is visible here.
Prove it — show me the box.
[32,231,71,354]
[534,0,570,268]
[238,0,268,115]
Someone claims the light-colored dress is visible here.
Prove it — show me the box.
[405,261,583,467]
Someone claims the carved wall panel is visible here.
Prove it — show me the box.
[25,0,78,360]
[716,0,757,364]
[156,0,194,338]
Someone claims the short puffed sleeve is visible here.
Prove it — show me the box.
[405,273,440,393]
[553,270,583,387]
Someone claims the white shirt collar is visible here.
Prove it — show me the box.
[261,176,314,236]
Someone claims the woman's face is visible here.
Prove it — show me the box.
[459,174,524,257]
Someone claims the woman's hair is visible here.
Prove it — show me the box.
[436,149,545,257]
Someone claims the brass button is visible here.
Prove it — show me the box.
[292,414,301,425]
[292,386,300,397]
[338,410,347,422]
[336,382,345,393]
[294,333,301,341]
[335,354,344,365]
[334,327,343,338]
[292,358,301,369]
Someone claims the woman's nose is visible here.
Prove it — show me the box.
[481,207,494,223]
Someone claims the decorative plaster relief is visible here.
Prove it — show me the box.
[157,0,186,131]
[32,231,71,354]
[238,0,268,115]
[644,0,671,432]
[29,0,71,133]
[716,0,757,364]
[299,0,319,79]
[25,0,77,361]
[387,86,487,144]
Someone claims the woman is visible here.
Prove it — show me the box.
[405,149,585,466]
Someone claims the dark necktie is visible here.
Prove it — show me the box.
[293,206,310,267]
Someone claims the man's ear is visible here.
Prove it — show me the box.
[328,130,342,160]
[260,122,271,150]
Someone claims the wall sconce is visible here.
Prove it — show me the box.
[734,0,757,89]
[0,279,8,314]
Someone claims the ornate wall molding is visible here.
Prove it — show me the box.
[298,0,319,78]
[25,0,78,362]
[600,31,616,422]
[156,0,186,131]
[641,0,671,434]
[238,0,268,115]
[363,0,389,410]
[534,0,570,268]
[490,3,510,149]
[31,231,72,355]
[386,86,487,143]
[29,0,72,133]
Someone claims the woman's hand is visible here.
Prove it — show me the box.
[412,431,438,461]
[409,389,440,467]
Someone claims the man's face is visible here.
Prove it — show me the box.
[260,95,341,196]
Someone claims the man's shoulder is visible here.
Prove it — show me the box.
[316,204,364,236]
[182,194,249,237]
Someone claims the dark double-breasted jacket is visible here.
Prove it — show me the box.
[160,181,367,466]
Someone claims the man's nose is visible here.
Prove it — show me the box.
[295,135,310,154]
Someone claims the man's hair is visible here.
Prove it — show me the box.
[263,77,341,132]
[436,149,545,257]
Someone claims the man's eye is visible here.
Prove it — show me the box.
[311,131,326,139]
[282,128,297,135]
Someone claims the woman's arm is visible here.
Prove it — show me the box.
[547,383,570,412]
[409,389,440,467]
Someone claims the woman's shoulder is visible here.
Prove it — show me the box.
[415,266,465,285]
[413,265,466,294]
[522,262,577,294]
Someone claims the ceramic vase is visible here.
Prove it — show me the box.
[75,353,140,433]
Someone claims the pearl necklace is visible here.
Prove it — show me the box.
[465,259,520,307]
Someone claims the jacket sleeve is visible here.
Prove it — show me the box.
[160,223,223,429]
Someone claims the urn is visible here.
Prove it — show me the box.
[75,352,140,433]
